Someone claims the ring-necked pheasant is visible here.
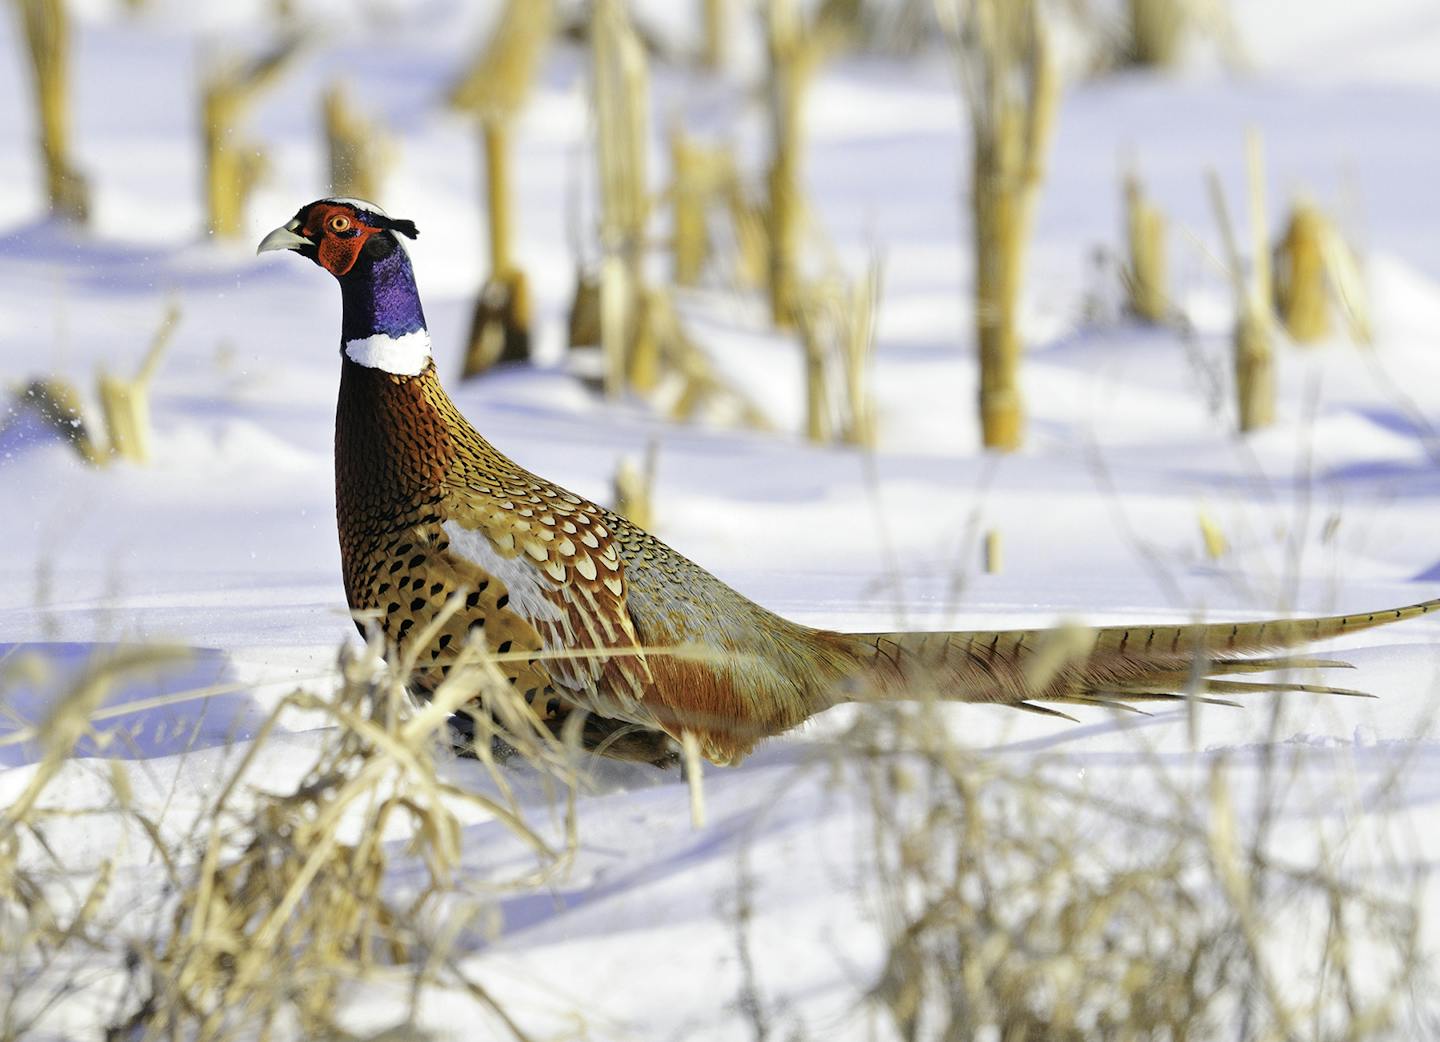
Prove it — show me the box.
[259,198,1439,766]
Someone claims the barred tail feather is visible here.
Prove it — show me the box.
[835,596,1440,715]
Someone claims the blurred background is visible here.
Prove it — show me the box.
[5,3,1440,1039]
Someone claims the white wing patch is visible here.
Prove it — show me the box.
[442,519,568,631]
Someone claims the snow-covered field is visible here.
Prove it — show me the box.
[4,2,1440,1038]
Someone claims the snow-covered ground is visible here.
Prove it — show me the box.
[3,2,1440,1038]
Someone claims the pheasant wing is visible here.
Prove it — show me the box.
[440,484,654,716]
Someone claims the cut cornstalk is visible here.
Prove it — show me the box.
[97,304,181,464]
[16,0,89,222]
[1128,0,1187,66]
[323,82,393,203]
[567,267,602,349]
[940,0,1060,452]
[460,120,533,376]
[1273,202,1333,344]
[798,303,832,444]
[764,0,816,330]
[671,127,710,286]
[202,42,297,239]
[627,289,663,393]
[701,0,729,72]
[613,439,658,531]
[983,529,1003,574]
[13,378,103,464]
[1125,173,1168,322]
[1206,130,1274,433]
[449,0,553,377]
[593,0,652,397]
[838,260,881,448]
[725,181,770,289]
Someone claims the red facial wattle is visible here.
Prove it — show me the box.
[302,204,380,277]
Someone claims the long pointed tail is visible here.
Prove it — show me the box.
[830,596,1440,718]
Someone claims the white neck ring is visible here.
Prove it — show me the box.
[343,329,432,376]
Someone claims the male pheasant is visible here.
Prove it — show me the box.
[259,198,1439,766]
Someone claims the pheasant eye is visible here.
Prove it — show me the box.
[328,214,352,233]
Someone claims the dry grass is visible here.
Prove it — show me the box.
[0,612,592,1040]
[835,694,1431,1041]
[3,620,1437,1039]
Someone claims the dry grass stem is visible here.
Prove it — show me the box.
[842,702,1427,1040]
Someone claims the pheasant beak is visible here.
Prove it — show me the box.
[256,221,313,255]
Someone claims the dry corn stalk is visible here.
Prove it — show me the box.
[1272,202,1372,346]
[839,261,880,448]
[764,0,847,329]
[568,266,602,349]
[97,304,180,464]
[449,0,553,377]
[1207,130,1274,433]
[701,0,729,71]
[11,378,103,464]
[938,0,1060,452]
[16,0,89,222]
[1125,172,1168,322]
[11,306,179,466]
[202,42,297,239]
[628,288,664,393]
[983,529,1003,574]
[593,0,652,397]
[1273,201,1336,344]
[671,129,708,286]
[641,292,771,430]
[726,180,770,289]
[795,264,880,447]
[798,305,833,443]
[613,439,658,531]
[1128,0,1188,66]
[670,127,735,286]
[323,81,393,202]
[1322,222,1373,345]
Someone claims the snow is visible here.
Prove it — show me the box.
[3,1,1440,1038]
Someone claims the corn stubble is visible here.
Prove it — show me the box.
[938,0,1059,452]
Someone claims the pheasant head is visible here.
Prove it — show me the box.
[258,198,430,375]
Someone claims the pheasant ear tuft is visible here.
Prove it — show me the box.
[385,218,419,240]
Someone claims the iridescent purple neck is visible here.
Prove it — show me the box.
[338,242,427,344]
